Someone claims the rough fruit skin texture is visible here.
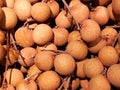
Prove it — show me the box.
[88,74,111,90]
[54,53,76,76]
[66,40,88,60]
[32,24,53,45]
[14,27,35,47]
[98,46,119,67]
[107,64,120,88]
[31,2,51,23]
[37,70,61,90]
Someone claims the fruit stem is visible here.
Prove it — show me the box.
[61,0,80,30]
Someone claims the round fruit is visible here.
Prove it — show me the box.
[32,24,53,45]
[14,0,31,21]
[0,7,18,30]
[107,64,120,87]
[92,0,111,6]
[0,30,5,44]
[98,46,119,67]
[66,40,88,60]
[4,0,15,8]
[18,47,37,67]
[52,27,69,46]
[37,70,61,90]
[88,74,111,90]
[83,58,104,78]
[80,19,101,42]
[54,53,76,75]
[31,2,51,22]
[14,26,35,47]
[5,68,24,87]
[34,51,55,71]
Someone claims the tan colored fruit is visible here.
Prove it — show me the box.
[14,0,31,21]
[70,2,89,24]
[5,68,24,87]
[0,0,4,7]
[80,19,101,42]
[83,58,104,78]
[52,27,69,46]
[107,64,120,87]
[98,46,119,67]
[28,0,38,4]
[31,2,51,22]
[47,0,60,18]
[89,6,109,25]
[107,3,116,21]
[68,30,82,43]
[32,24,53,45]
[20,66,28,73]
[80,79,89,90]
[18,47,37,67]
[0,7,4,21]
[69,0,81,7]
[55,10,72,28]
[16,79,37,90]
[0,7,18,30]
[76,59,88,78]
[101,27,118,45]
[34,51,55,71]
[27,64,42,80]
[88,74,111,90]
[37,70,61,90]
[0,30,5,44]
[66,40,88,60]
[71,78,80,90]
[54,53,76,75]
[14,27,35,47]
[0,44,6,62]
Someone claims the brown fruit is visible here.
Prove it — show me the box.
[66,40,88,60]
[37,70,61,90]
[92,0,111,6]
[31,2,51,23]
[52,27,69,46]
[0,30,5,44]
[0,7,18,30]
[88,74,111,90]
[18,47,37,67]
[0,7,4,21]
[55,10,72,28]
[54,53,76,75]
[71,78,80,90]
[0,44,6,62]
[34,51,55,71]
[32,24,53,45]
[89,6,109,25]
[98,46,119,67]
[14,27,35,47]
[14,0,31,21]
[5,68,24,87]
[0,0,4,7]
[70,2,89,24]
[0,84,15,90]
[80,19,101,42]
[83,58,104,78]
[107,64,120,87]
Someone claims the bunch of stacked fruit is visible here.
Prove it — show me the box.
[0,0,120,90]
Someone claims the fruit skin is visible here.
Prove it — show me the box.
[14,27,35,47]
[54,53,76,76]
[0,7,18,30]
[31,2,51,23]
[98,46,119,67]
[107,64,120,88]
[66,40,88,60]
[14,0,31,21]
[37,70,61,90]
[32,24,53,45]
[88,74,111,90]
[92,0,111,6]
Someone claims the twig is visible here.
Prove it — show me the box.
[61,0,80,30]
[106,25,120,29]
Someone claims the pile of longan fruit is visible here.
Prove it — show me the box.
[0,0,120,90]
